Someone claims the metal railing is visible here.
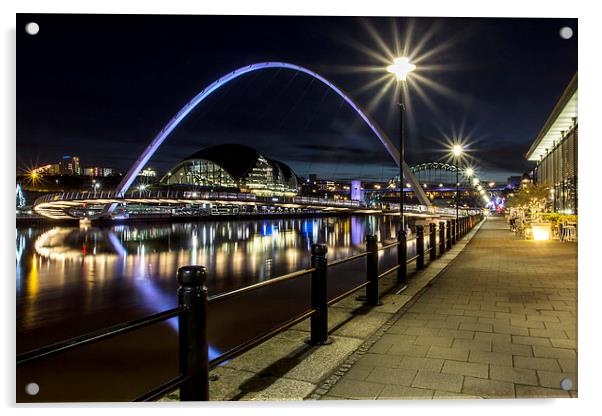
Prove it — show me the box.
[17,213,483,401]
[33,190,482,217]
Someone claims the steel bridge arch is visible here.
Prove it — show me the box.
[411,162,467,174]
[410,162,473,185]
[111,62,430,208]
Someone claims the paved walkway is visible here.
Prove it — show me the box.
[321,215,577,400]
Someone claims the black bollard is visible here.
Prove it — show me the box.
[397,229,407,286]
[416,225,425,270]
[366,235,380,305]
[309,244,332,345]
[439,221,446,255]
[178,266,209,401]
[429,223,437,262]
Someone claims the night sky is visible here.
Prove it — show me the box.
[16,14,577,182]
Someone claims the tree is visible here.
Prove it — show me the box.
[506,182,551,220]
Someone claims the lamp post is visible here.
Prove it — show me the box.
[386,57,416,235]
[452,145,463,226]
[387,56,416,287]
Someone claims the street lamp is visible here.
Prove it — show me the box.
[451,144,463,226]
[387,55,416,288]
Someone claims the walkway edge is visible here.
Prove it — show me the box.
[306,216,489,400]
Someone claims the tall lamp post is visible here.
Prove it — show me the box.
[387,56,416,288]
[452,145,463,227]
[464,167,474,208]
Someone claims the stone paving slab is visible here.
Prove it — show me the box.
[315,216,577,400]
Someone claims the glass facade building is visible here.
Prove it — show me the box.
[161,144,298,197]
[526,73,578,214]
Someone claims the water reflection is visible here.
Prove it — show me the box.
[17,215,400,351]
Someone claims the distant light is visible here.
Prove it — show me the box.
[532,224,552,241]
[386,57,416,82]
[465,168,474,177]
[452,145,463,157]
[472,178,479,186]
[488,182,495,187]
[405,183,411,188]
[438,183,443,187]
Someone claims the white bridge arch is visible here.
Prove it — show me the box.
[111,62,430,209]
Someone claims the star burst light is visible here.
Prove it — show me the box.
[332,17,473,135]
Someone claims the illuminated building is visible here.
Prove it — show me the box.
[84,166,114,177]
[59,156,81,175]
[526,73,577,213]
[160,144,298,197]
[139,167,157,177]
[33,163,60,175]
[351,180,362,202]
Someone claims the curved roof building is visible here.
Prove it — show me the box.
[161,144,298,197]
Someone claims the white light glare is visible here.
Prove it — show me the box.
[386,57,416,82]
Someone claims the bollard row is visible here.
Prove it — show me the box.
[174,213,483,401]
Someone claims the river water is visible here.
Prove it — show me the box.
[16,214,419,402]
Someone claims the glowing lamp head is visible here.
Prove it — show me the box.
[386,57,416,82]
[465,168,474,177]
[472,178,479,186]
[452,145,463,157]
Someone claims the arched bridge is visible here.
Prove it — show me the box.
[106,62,429,212]
[410,162,475,189]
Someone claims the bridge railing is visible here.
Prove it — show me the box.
[33,191,364,209]
[33,190,481,219]
[16,213,483,402]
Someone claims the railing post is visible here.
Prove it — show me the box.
[429,223,437,262]
[416,225,425,270]
[446,220,452,249]
[366,235,380,305]
[308,243,332,345]
[439,221,446,255]
[450,219,456,244]
[177,266,209,401]
[397,229,407,287]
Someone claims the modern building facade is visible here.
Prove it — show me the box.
[84,166,114,177]
[161,144,298,197]
[526,73,578,213]
[59,156,81,175]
